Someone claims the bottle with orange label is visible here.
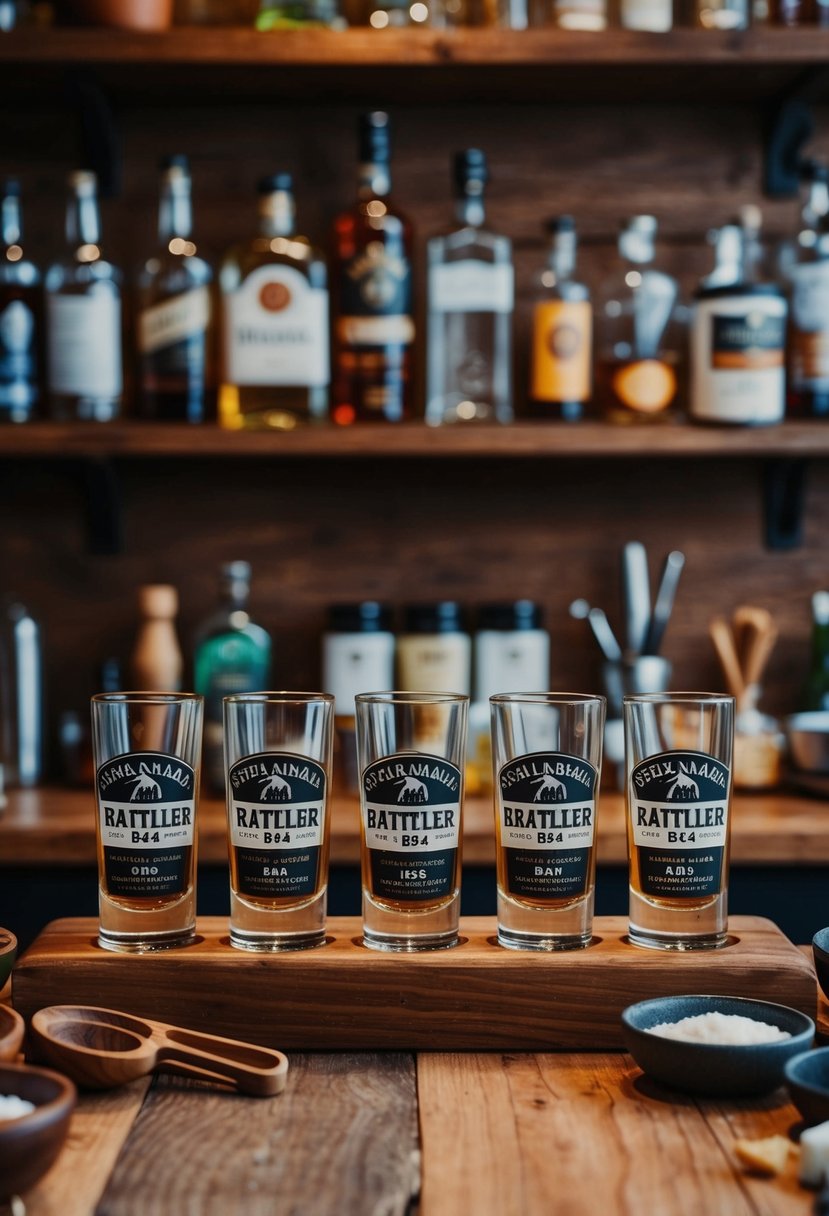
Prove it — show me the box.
[218,174,329,430]
[528,215,591,422]
[595,215,681,424]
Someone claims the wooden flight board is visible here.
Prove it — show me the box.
[12,916,817,1052]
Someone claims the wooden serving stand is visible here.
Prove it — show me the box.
[13,915,816,1052]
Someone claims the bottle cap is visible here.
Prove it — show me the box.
[624,215,658,235]
[3,179,20,198]
[258,173,293,194]
[328,602,393,633]
[403,602,465,634]
[454,148,488,192]
[160,153,190,172]
[138,585,178,619]
[68,170,97,196]
[544,214,575,235]
[477,601,542,631]
[359,111,391,165]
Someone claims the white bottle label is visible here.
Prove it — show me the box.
[791,261,829,332]
[620,0,672,30]
[224,264,329,387]
[322,632,396,715]
[430,260,514,314]
[690,295,786,424]
[47,290,122,398]
[138,286,211,354]
[474,630,550,703]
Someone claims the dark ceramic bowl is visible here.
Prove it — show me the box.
[0,1063,76,1199]
[622,994,815,1097]
[812,928,829,1002]
[0,929,16,989]
[0,1006,24,1061]
[785,1048,829,1125]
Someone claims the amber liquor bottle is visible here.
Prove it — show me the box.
[330,111,415,425]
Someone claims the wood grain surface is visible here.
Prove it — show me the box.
[12,916,816,1052]
[417,1052,807,1216]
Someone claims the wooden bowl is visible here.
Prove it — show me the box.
[0,1063,76,1199]
[0,929,16,989]
[0,1007,24,1061]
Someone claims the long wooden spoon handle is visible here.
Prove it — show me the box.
[156,1029,288,1096]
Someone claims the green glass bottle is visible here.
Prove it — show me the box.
[802,591,829,712]
[194,561,272,794]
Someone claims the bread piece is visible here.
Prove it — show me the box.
[734,1135,791,1177]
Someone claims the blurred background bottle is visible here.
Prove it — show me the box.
[0,179,40,424]
[802,591,829,712]
[529,215,591,422]
[0,599,43,791]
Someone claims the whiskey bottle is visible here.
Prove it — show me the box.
[787,188,829,419]
[193,561,272,794]
[528,215,591,422]
[330,112,414,425]
[425,149,513,426]
[45,171,122,422]
[136,155,214,423]
[595,215,680,424]
[219,173,329,430]
[777,161,829,283]
[0,180,40,423]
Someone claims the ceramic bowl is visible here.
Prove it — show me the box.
[784,1048,829,1125]
[0,1007,24,1062]
[621,994,815,1097]
[812,928,829,1002]
[0,929,16,989]
[786,712,829,774]
[0,1063,76,1199]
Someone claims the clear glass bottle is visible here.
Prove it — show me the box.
[194,561,272,795]
[0,179,40,424]
[136,155,215,423]
[528,215,591,422]
[45,171,122,422]
[426,150,513,426]
[777,161,829,284]
[219,173,329,430]
[595,215,680,425]
[330,112,415,426]
[787,183,829,419]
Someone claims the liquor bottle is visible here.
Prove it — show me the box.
[595,215,680,424]
[768,0,808,23]
[693,0,749,26]
[0,597,43,788]
[45,171,122,422]
[194,561,272,794]
[528,215,591,422]
[219,173,328,430]
[425,149,513,426]
[0,180,40,424]
[330,112,414,425]
[802,591,829,712]
[256,0,340,26]
[136,155,214,423]
[787,189,829,419]
[777,161,829,283]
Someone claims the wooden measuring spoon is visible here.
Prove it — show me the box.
[29,1006,288,1097]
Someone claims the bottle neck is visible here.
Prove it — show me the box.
[258,191,295,239]
[454,193,485,228]
[547,232,576,280]
[220,578,251,612]
[358,161,391,200]
[66,187,101,252]
[158,172,193,242]
[619,227,655,266]
[2,193,21,248]
[804,180,829,233]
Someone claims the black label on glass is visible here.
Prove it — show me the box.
[228,752,325,899]
[498,751,597,900]
[341,244,412,319]
[629,749,730,900]
[96,751,196,900]
[362,753,461,903]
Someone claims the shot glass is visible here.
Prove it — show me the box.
[91,692,203,954]
[223,692,334,951]
[624,692,735,951]
[355,691,468,952]
[490,693,605,951]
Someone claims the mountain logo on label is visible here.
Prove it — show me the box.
[129,763,162,802]
[396,776,427,804]
[530,767,567,802]
[258,772,292,801]
[665,762,699,800]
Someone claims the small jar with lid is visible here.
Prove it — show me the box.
[322,602,395,795]
[397,602,471,694]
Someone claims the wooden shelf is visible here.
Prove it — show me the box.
[2,27,829,102]
[2,784,826,867]
[0,420,826,460]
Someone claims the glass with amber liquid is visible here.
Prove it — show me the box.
[223,692,334,951]
[91,692,203,953]
[624,692,734,951]
[330,111,415,425]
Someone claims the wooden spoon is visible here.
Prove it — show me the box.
[29,1006,288,1097]
[709,616,744,703]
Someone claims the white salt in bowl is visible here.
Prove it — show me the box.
[622,994,814,1097]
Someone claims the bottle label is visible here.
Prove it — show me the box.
[96,751,196,900]
[629,750,730,900]
[338,243,414,346]
[224,264,329,387]
[611,359,676,413]
[620,0,672,29]
[0,298,37,411]
[791,263,829,389]
[138,286,211,355]
[429,260,513,314]
[47,291,122,398]
[361,753,461,903]
[497,752,596,899]
[228,752,325,900]
[531,300,591,404]
[711,311,785,370]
